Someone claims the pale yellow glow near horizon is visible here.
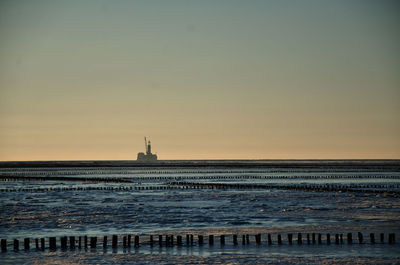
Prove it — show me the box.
[1,1,399,161]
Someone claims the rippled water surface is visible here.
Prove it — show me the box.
[1,163,399,264]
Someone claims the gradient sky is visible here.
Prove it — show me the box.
[1,0,399,160]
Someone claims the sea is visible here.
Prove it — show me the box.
[0,160,399,264]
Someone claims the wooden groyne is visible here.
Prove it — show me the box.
[1,232,396,252]
[0,182,399,195]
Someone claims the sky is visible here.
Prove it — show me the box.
[0,0,399,160]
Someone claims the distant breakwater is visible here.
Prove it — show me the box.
[1,232,397,253]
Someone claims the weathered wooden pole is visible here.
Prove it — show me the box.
[90,237,97,248]
[198,235,204,246]
[306,234,310,245]
[70,236,75,249]
[84,235,88,249]
[13,239,19,251]
[246,234,250,244]
[318,234,322,244]
[78,236,82,249]
[128,235,132,248]
[60,236,67,250]
[326,233,331,245]
[177,235,183,246]
[158,235,163,247]
[112,235,118,248]
[242,235,246,245]
[335,234,339,244]
[1,239,6,252]
[297,233,302,245]
[380,233,384,243]
[312,233,316,244]
[209,235,214,245]
[370,233,375,244]
[277,234,282,245]
[103,236,107,248]
[220,235,225,245]
[190,234,194,245]
[123,236,127,248]
[24,238,30,250]
[347,233,352,244]
[35,238,39,250]
[233,234,238,245]
[288,234,293,245]
[358,232,363,244]
[134,235,139,247]
[49,237,57,250]
[149,235,153,247]
[41,238,45,251]
[255,234,261,245]
[268,234,272,245]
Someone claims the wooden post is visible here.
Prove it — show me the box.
[297,233,302,245]
[246,234,250,244]
[14,239,19,251]
[389,233,395,244]
[177,235,183,246]
[112,235,118,248]
[150,235,153,247]
[358,232,363,244]
[24,238,30,250]
[84,235,88,249]
[380,233,384,243]
[312,233,316,244]
[35,238,39,250]
[268,234,272,245]
[78,236,82,249]
[335,234,339,244]
[49,237,56,250]
[326,233,331,245]
[123,236,127,248]
[242,235,246,245]
[347,233,352,244]
[158,235,162,247]
[278,234,282,245]
[209,235,214,245]
[370,233,375,244]
[233,235,238,245]
[288,234,292,245]
[134,235,139,247]
[306,234,310,245]
[190,234,193,245]
[340,234,343,244]
[255,234,261,245]
[70,236,75,249]
[220,235,225,245]
[41,238,45,251]
[318,234,322,244]
[1,239,6,252]
[198,235,204,246]
[186,235,190,246]
[128,235,131,247]
[90,237,97,248]
[60,236,67,250]
[103,236,107,248]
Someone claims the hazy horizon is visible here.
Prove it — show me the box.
[1,0,399,161]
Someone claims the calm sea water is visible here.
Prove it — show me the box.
[1,162,399,264]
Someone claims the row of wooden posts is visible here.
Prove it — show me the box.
[1,232,396,252]
[1,183,400,195]
[1,173,398,180]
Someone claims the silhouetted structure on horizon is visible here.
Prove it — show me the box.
[137,137,158,162]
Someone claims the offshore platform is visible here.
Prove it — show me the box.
[137,137,158,162]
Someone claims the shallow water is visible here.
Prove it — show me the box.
[1,165,399,263]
